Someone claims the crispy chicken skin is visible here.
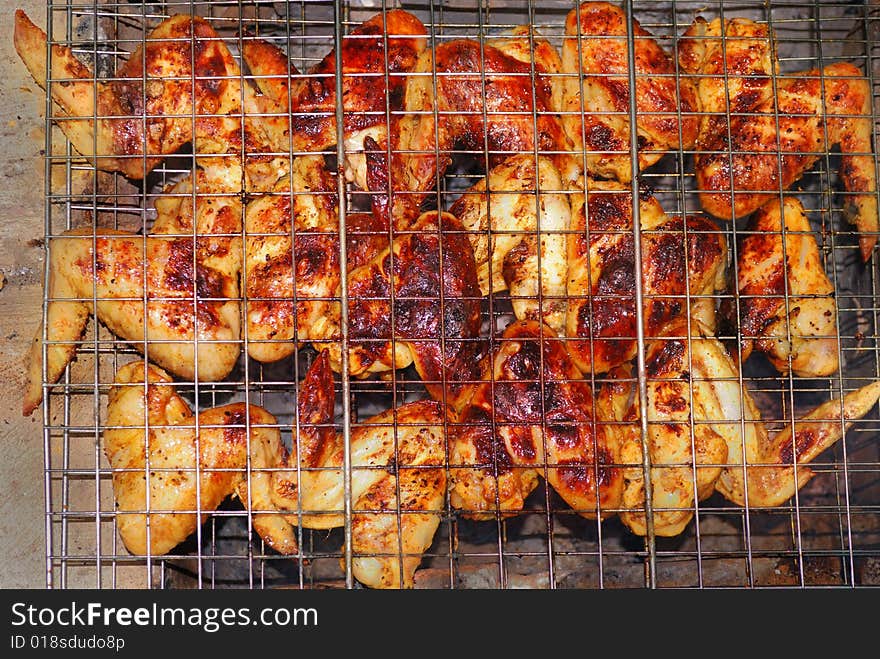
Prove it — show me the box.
[722,197,839,377]
[450,154,571,335]
[270,351,447,589]
[325,211,484,410]
[599,316,880,533]
[680,16,878,261]
[23,161,244,416]
[244,155,340,364]
[565,177,727,376]
[13,11,274,179]
[370,31,575,227]
[560,2,700,183]
[449,320,624,520]
[105,361,297,557]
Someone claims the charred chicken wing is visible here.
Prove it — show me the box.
[565,178,727,376]
[449,319,624,520]
[369,31,575,227]
[14,10,275,178]
[241,9,427,191]
[560,2,700,183]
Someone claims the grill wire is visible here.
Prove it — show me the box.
[35,0,880,589]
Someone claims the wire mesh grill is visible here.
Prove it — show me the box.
[29,0,880,589]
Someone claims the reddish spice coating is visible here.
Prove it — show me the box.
[162,239,227,299]
[289,9,427,149]
[778,427,821,466]
[221,407,250,448]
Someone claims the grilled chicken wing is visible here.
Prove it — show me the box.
[600,316,880,533]
[621,317,880,514]
[559,2,700,183]
[370,31,575,227]
[565,178,727,376]
[680,16,878,261]
[596,325,729,537]
[23,161,244,416]
[449,320,624,520]
[105,361,297,556]
[241,9,427,191]
[270,351,446,589]
[244,155,341,363]
[450,154,571,334]
[716,377,880,508]
[14,11,275,179]
[241,151,480,407]
[722,197,839,377]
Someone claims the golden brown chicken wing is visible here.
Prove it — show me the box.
[13,11,274,179]
[105,361,296,557]
[270,351,447,589]
[23,161,244,416]
[565,178,727,376]
[448,320,624,520]
[722,196,838,378]
[599,315,880,534]
[596,324,728,537]
[559,2,700,183]
[680,16,878,261]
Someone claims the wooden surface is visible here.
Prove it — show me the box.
[0,0,54,588]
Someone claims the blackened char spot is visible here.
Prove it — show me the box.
[588,193,631,231]
[646,339,685,378]
[778,427,819,465]
[464,408,513,475]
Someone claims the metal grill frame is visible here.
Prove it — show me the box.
[33,0,880,589]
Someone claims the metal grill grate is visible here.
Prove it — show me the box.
[29,0,880,589]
